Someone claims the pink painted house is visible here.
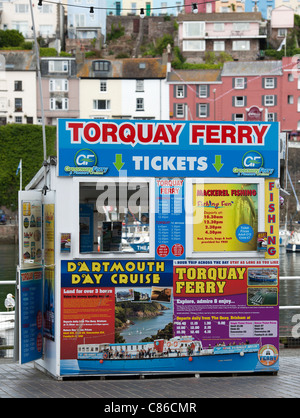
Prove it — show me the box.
[184,0,216,14]
[281,56,300,140]
[168,61,282,125]
[167,69,222,120]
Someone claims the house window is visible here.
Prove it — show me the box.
[198,104,208,117]
[136,80,144,92]
[213,41,225,51]
[183,40,205,51]
[50,98,69,110]
[15,4,29,13]
[15,98,22,112]
[15,116,22,123]
[49,79,68,92]
[288,95,294,104]
[234,78,245,89]
[278,28,287,37]
[136,98,144,111]
[263,95,276,106]
[264,78,275,88]
[49,60,68,73]
[175,103,185,118]
[93,61,110,72]
[233,113,244,121]
[100,81,107,92]
[39,25,53,36]
[74,14,85,26]
[232,40,250,51]
[199,85,208,98]
[233,22,249,32]
[267,113,276,122]
[26,117,33,124]
[183,22,205,38]
[93,100,110,110]
[214,23,224,32]
[14,81,22,91]
[288,73,294,82]
[176,85,185,98]
[234,96,246,107]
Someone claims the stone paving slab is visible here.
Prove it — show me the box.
[0,349,299,399]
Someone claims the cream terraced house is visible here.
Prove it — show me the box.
[77,58,169,120]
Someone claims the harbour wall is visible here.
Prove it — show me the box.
[0,225,18,244]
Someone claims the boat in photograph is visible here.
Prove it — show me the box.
[77,336,261,375]
[248,269,277,283]
[286,231,300,253]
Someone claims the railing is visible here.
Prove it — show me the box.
[0,281,16,360]
[1,277,300,361]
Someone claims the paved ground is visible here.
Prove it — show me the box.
[0,349,299,399]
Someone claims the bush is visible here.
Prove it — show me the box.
[0,124,56,210]
[0,29,24,48]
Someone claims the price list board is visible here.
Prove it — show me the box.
[155,179,185,259]
[20,268,43,364]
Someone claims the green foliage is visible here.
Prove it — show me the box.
[107,23,125,41]
[0,30,24,48]
[59,51,72,57]
[0,124,56,210]
[39,48,57,57]
[21,41,33,50]
[142,34,174,57]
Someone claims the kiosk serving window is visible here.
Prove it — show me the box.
[186,178,265,257]
[78,179,152,255]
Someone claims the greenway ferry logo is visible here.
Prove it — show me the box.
[258,344,279,367]
[64,149,108,175]
[233,150,274,177]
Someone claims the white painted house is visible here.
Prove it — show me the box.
[0,0,64,45]
[0,51,37,125]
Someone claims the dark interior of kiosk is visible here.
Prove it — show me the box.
[79,181,149,254]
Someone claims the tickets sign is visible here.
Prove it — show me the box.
[58,119,279,178]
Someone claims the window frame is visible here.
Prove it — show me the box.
[72,177,155,259]
[136,98,144,111]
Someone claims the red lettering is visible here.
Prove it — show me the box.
[221,125,236,144]
[102,123,118,142]
[268,247,276,256]
[269,203,275,212]
[268,236,276,245]
[119,123,135,144]
[269,182,275,191]
[191,125,205,144]
[67,122,83,143]
[166,124,183,143]
[83,122,100,143]
[153,125,169,143]
[206,125,220,143]
[268,214,276,223]
[252,125,269,144]
[238,126,253,144]
[137,124,153,143]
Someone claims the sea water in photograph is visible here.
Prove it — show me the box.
[119,301,173,343]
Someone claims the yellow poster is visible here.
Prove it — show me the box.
[264,179,279,259]
[193,183,258,252]
[44,204,55,266]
